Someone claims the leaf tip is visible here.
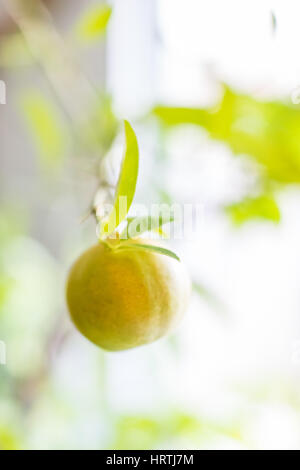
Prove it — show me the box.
[123,119,134,135]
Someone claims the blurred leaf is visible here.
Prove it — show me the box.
[169,413,200,435]
[0,34,33,68]
[117,242,180,262]
[153,85,300,184]
[227,194,280,225]
[121,212,175,239]
[153,105,209,128]
[112,413,200,450]
[0,276,15,309]
[75,4,112,42]
[102,121,139,237]
[0,426,20,450]
[113,416,161,450]
[21,92,67,169]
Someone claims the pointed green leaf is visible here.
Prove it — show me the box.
[116,242,180,262]
[121,212,175,239]
[153,226,168,238]
[75,5,112,42]
[101,121,139,238]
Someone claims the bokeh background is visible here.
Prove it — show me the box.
[2,0,300,450]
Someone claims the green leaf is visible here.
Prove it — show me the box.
[75,4,112,42]
[153,226,168,238]
[101,121,139,238]
[116,242,180,262]
[21,92,67,169]
[226,194,280,225]
[121,212,175,239]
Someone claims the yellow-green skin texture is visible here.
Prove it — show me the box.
[66,239,190,351]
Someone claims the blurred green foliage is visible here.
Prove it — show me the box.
[112,413,200,450]
[74,4,112,43]
[153,85,300,223]
[0,425,21,450]
[21,92,68,170]
[227,194,280,225]
[153,85,300,184]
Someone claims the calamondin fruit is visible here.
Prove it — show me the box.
[66,121,190,351]
[66,238,190,351]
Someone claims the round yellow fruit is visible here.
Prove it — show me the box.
[66,239,190,351]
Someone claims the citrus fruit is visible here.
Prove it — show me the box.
[66,239,190,351]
